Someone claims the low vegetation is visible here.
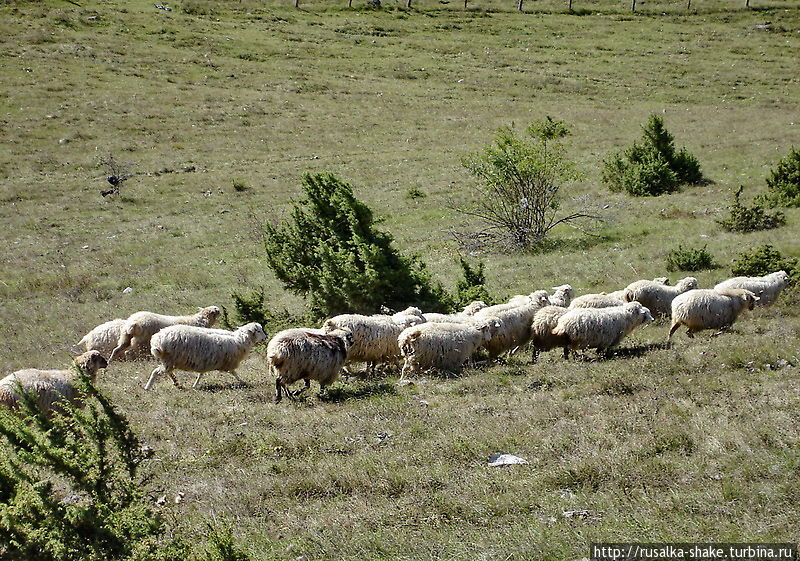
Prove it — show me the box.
[665,244,719,272]
[763,147,800,207]
[717,185,786,233]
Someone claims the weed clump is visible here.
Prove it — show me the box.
[763,146,800,207]
[455,257,495,307]
[666,244,719,272]
[603,114,704,196]
[717,186,785,233]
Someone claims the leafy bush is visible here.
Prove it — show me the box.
[264,172,451,316]
[717,186,785,233]
[666,244,719,272]
[603,114,704,196]
[763,146,800,207]
[454,258,495,307]
[0,371,190,561]
[730,244,798,283]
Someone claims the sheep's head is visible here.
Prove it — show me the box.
[552,284,574,298]
[653,277,670,285]
[677,277,699,292]
[461,301,487,316]
[241,322,267,343]
[772,270,791,287]
[475,317,502,341]
[624,302,654,324]
[531,290,550,307]
[75,350,108,374]
[198,305,222,327]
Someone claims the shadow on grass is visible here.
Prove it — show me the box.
[318,381,397,403]
[567,342,669,361]
[197,380,252,393]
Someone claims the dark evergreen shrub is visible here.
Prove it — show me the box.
[666,244,719,272]
[763,147,800,207]
[717,186,785,233]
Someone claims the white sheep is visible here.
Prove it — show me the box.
[530,306,570,362]
[398,318,501,376]
[714,271,790,307]
[668,288,758,341]
[548,284,575,307]
[322,314,406,371]
[145,322,266,390]
[460,301,488,316]
[475,299,549,357]
[0,351,108,415]
[507,290,551,308]
[569,293,627,309]
[552,302,654,354]
[390,307,427,329]
[109,306,222,362]
[624,276,698,316]
[269,327,352,403]
[607,277,669,301]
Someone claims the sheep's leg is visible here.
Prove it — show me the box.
[292,380,311,397]
[110,333,134,362]
[144,366,164,390]
[274,378,284,403]
[667,322,681,346]
[191,372,204,389]
[686,328,695,338]
[165,369,184,389]
[229,370,247,387]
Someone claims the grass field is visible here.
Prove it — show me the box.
[1,0,799,559]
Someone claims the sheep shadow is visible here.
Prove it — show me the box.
[195,380,252,393]
[569,342,669,362]
[318,381,397,403]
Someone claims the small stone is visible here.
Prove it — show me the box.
[81,245,89,249]
[488,453,528,467]
[123,287,133,294]
[174,492,185,504]
[155,495,167,506]
[776,359,790,369]
[397,379,415,387]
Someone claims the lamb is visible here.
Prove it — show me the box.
[624,276,698,316]
[548,284,574,307]
[145,322,266,390]
[0,351,108,415]
[552,301,654,354]
[569,293,627,309]
[322,314,406,370]
[668,288,758,342]
[269,328,352,403]
[530,306,570,362]
[474,299,549,357]
[109,306,222,362]
[398,318,501,376]
[714,271,790,307]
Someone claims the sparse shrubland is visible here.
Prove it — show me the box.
[763,147,800,207]
[665,244,719,272]
[717,185,786,233]
[730,245,798,284]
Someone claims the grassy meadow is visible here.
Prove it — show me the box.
[1,0,799,558]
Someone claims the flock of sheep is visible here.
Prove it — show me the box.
[0,270,790,412]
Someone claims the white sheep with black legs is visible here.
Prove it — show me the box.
[474,298,549,357]
[668,288,758,342]
[569,293,627,309]
[322,314,407,371]
[145,322,266,390]
[0,351,108,415]
[398,318,501,376]
[714,271,790,307]
[552,302,654,354]
[624,276,698,316]
[548,285,575,307]
[530,306,570,362]
[109,306,221,362]
[269,328,352,403]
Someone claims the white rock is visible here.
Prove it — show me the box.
[122,287,133,294]
[488,453,528,467]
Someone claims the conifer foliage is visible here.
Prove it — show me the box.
[264,172,450,316]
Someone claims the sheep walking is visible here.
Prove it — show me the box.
[607,277,669,301]
[624,276,698,316]
[398,319,500,376]
[460,301,488,316]
[0,351,108,415]
[321,314,406,371]
[530,306,570,362]
[507,290,550,307]
[475,298,549,357]
[714,271,790,307]
[548,285,574,307]
[668,288,758,342]
[552,302,654,354]
[569,293,627,309]
[109,306,221,362]
[269,328,353,403]
[146,322,266,390]
[77,319,146,360]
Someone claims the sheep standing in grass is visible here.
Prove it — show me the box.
[548,285,574,307]
[146,322,266,390]
[109,306,221,362]
[624,276,698,316]
[714,271,790,307]
[398,319,501,376]
[0,351,108,415]
[322,314,407,371]
[475,297,549,357]
[569,293,627,309]
[552,302,654,354]
[668,288,758,342]
[530,306,570,362]
[269,328,352,403]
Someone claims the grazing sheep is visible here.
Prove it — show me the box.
[569,293,627,309]
[552,302,654,354]
[668,288,758,341]
[530,306,570,362]
[624,276,698,316]
[475,299,549,357]
[0,351,108,415]
[109,306,222,362]
[269,328,352,403]
[146,322,266,390]
[714,271,790,307]
[322,314,406,370]
[398,318,501,376]
[548,285,575,307]
[607,277,669,301]
[460,301,488,316]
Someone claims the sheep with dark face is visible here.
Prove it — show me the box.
[109,306,221,362]
[668,288,758,342]
[269,328,353,403]
[0,351,108,415]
